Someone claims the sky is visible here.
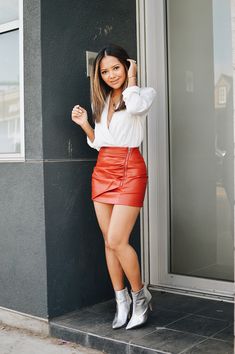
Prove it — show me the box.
[213,0,233,83]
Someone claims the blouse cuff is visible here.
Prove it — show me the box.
[122,85,156,116]
[122,85,140,98]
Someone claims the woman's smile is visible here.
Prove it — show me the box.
[110,79,120,86]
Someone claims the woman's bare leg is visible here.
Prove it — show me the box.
[93,201,125,290]
[107,205,143,292]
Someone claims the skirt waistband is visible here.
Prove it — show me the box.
[100,146,139,152]
[98,146,142,161]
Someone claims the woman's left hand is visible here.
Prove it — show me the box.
[126,59,137,79]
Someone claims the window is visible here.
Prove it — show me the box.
[218,86,227,105]
[0,0,24,160]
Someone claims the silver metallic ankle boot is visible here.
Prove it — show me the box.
[126,285,152,330]
[112,287,132,329]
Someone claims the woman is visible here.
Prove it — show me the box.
[71,44,156,330]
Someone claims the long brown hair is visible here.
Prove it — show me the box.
[90,44,130,122]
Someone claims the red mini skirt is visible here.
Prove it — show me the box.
[91,146,148,207]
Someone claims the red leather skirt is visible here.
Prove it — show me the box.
[91,146,148,207]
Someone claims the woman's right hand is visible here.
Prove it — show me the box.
[71,105,88,126]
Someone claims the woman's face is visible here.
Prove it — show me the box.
[99,55,127,90]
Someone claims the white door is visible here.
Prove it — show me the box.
[138,0,234,300]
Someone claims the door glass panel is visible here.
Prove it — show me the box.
[167,0,234,281]
[0,0,19,25]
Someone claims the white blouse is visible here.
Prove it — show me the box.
[87,85,156,151]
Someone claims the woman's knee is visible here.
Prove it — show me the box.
[106,233,126,251]
[103,233,113,250]
[104,238,112,250]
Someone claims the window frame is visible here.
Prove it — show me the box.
[0,0,25,162]
[218,85,227,105]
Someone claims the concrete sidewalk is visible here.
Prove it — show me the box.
[0,324,103,354]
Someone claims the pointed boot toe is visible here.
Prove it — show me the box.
[112,287,132,329]
[126,285,152,330]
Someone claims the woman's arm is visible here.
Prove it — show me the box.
[128,77,137,88]
[124,59,156,115]
[80,120,95,142]
[126,59,137,88]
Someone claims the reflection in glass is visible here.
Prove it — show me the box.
[167,0,234,281]
[0,30,20,154]
[0,0,19,25]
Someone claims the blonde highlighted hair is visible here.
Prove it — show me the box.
[90,44,131,122]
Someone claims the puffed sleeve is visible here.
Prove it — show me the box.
[87,135,100,151]
[86,103,100,151]
[86,118,100,151]
[122,86,156,116]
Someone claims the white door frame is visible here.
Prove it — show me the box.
[137,0,234,301]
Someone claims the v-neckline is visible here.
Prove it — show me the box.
[106,93,114,130]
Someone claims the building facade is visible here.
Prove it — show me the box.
[0,0,234,338]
